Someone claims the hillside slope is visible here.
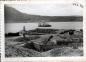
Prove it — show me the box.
[5,5,83,23]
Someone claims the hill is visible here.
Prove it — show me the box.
[5,5,83,23]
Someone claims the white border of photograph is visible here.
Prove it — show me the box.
[1,0,86,62]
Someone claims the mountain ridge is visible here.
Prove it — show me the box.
[5,5,83,23]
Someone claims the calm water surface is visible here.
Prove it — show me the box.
[5,22,83,33]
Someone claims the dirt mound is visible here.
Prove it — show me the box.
[5,45,41,57]
[14,35,40,42]
[50,47,83,56]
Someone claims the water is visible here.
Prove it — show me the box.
[5,22,83,33]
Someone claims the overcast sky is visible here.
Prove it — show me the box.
[7,0,83,16]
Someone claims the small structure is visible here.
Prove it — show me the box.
[60,30,75,35]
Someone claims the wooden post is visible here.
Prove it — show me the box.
[23,26,26,38]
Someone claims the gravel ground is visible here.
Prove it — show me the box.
[5,34,83,57]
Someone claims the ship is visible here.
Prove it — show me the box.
[38,20,51,27]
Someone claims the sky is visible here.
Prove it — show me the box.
[6,0,83,16]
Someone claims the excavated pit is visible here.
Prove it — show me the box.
[23,43,57,52]
[23,41,77,52]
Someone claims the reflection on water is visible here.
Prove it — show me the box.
[5,22,83,33]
